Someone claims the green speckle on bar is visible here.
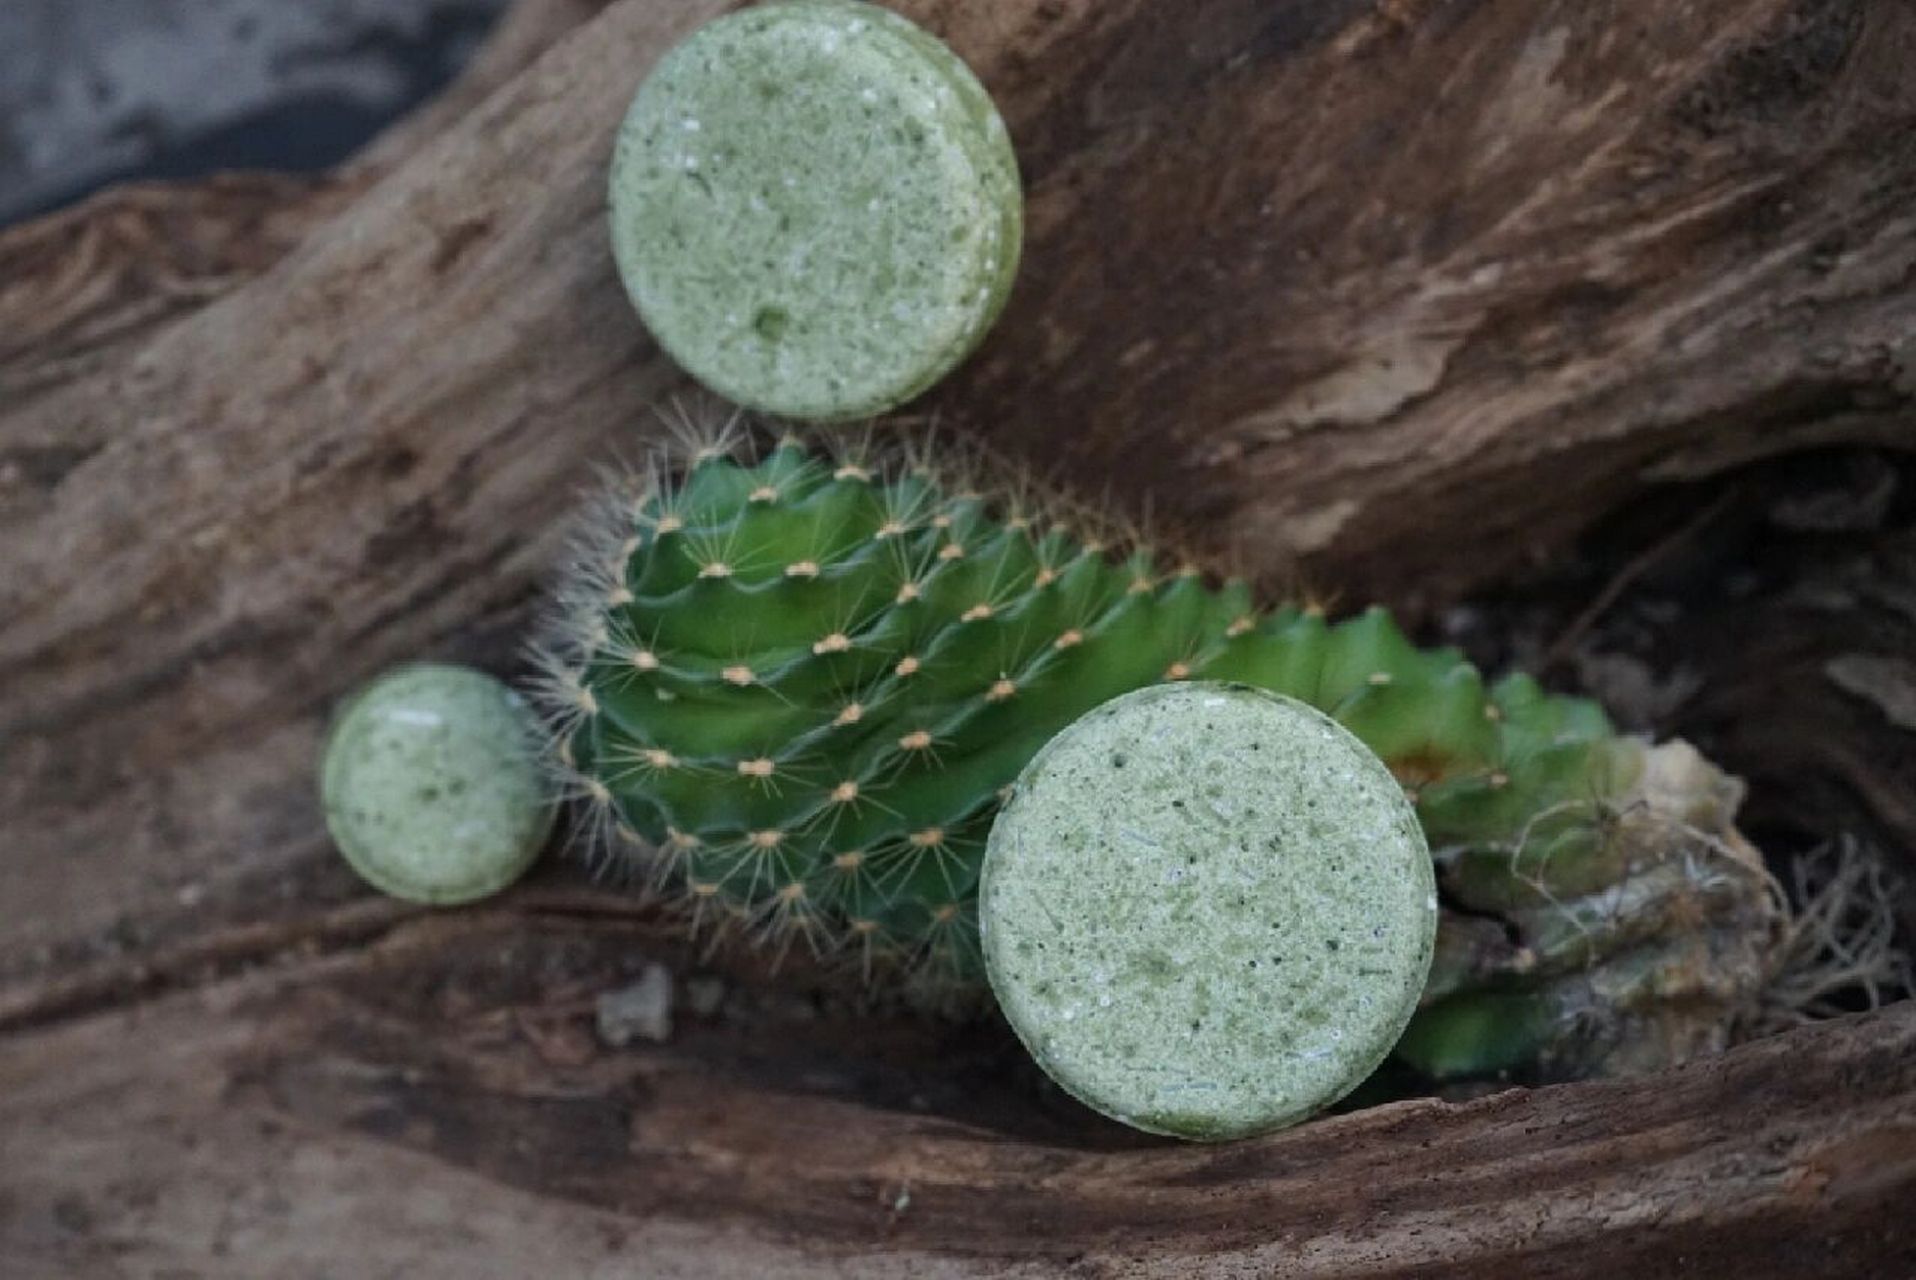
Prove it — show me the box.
[609,0,1022,421]
[320,663,554,905]
[981,683,1437,1141]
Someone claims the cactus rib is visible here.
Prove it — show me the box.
[533,418,1784,1081]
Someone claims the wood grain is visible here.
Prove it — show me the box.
[8,0,1916,977]
[3,0,1914,1271]
[0,0,731,975]
[3,901,1911,1276]
[0,0,608,416]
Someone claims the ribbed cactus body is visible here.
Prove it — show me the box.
[538,429,1780,1082]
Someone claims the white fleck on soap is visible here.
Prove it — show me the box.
[981,682,1437,1140]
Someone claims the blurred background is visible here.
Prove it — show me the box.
[0,0,506,226]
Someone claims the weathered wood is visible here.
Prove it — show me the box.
[0,172,364,411]
[3,0,1915,1271]
[0,0,606,416]
[8,0,1916,979]
[3,902,1912,1276]
[0,0,706,977]
[1676,453,1916,932]
[349,0,617,175]
[945,0,1916,604]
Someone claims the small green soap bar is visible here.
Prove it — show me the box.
[981,683,1437,1140]
[609,0,1021,420]
[320,663,554,905]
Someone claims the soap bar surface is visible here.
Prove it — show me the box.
[320,663,554,905]
[981,682,1437,1140]
[609,0,1021,421]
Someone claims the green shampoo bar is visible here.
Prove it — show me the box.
[609,0,1021,420]
[321,663,554,905]
[981,683,1437,1140]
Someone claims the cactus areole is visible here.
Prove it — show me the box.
[608,1,1022,421]
[981,683,1437,1139]
[536,428,1782,1084]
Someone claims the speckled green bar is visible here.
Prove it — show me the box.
[981,683,1437,1140]
[320,663,554,905]
[609,0,1021,420]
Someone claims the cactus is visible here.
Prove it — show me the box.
[533,418,1784,1083]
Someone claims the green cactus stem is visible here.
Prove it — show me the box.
[532,418,1785,1083]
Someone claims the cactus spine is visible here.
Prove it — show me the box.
[535,419,1782,1082]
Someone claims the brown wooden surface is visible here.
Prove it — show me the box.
[4,898,1913,1278]
[7,0,1916,985]
[0,0,609,419]
[4,0,1915,1274]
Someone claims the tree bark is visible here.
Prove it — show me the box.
[2,897,1912,1277]
[3,0,1914,1273]
[0,0,610,416]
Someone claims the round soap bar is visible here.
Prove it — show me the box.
[609,0,1021,420]
[981,682,1438,1140]
[320,663,554,905]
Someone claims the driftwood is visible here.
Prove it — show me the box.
[0,0,611,416]
[3,0,1915,1273]
[3,901,1913,1277]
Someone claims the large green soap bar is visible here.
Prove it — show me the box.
[609,0,1021,421]
[981,683,1437,1140]
[320,663,554,905]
